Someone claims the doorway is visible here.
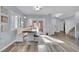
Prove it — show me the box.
[64,22,65,33]
[32,20,43,33]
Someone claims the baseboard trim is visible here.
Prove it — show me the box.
[0,40,16,52]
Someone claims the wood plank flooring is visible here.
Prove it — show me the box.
[5,34,79,52]
[9,42,38,52]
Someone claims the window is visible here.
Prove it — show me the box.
[15,16,18,29]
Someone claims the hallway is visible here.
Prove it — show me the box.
[1,1,79,59]
[1,6,79,52]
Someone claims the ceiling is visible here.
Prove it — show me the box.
[16,6,79,19]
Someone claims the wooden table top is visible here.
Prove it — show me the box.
[22,30,36,33]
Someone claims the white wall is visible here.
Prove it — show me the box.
[0,6,1,32]
[75,12,79,24]
[59,20,64,31]
[75,12,79,38]
[45,18,50,35]
[49,18,64,34]
[49,18,56,35]
[55,19,64,32]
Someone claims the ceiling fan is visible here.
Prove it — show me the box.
[33,6,42,11]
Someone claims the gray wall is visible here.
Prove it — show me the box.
[0,6,24,51]
[0,31,16,51]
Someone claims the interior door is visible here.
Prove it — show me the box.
[39,21,43,32]
[32,21,36,28]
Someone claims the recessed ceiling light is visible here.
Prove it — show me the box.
[24,16,26,18]
[21,21,24,24]
[55,13,63,17]
[15,16,17,17]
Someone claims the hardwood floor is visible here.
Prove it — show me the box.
[9,42,38,52]
[5,34,79,52]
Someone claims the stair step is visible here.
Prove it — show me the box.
[54,31,65,36]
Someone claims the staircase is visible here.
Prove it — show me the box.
[67,27,75,39]
[54,31,65,36]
